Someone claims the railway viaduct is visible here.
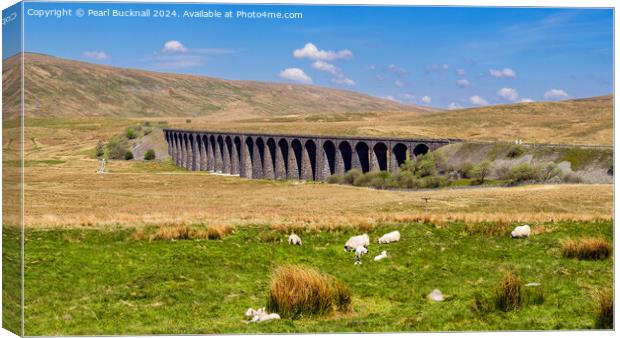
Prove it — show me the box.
[163,129,460,181]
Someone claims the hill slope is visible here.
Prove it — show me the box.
[3,53,428,120]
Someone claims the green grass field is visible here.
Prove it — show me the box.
[23,220,612,335]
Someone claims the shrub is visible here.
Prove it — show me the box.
[150,225,209,241]
[95,140,105,158]
[327,175,342,184]
[124,151,134,160]
[106,137,130,160]
[494,165,512,180]
[419,175,448,189]
[352,172,372,187]
[414,153,438,177]
[494,271,522,312]
[562,172,582,183]
[594,289,613,329]
[506,145,525,158]
[207,224,235,240]
[471,161,492,184]
[343,169,362,185]
[508,163,539,183]
[144,149,156,161]
[395,170,416,189]
[561,238,611,260]
[458,163,475,179]
[540,162,562,182]
[125,128,137,140]
[267,265,352,318]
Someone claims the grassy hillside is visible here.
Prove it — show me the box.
[4,53,427,120]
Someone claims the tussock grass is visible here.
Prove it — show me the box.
[561,238,612,260]
[267,265,352,318]
[494,271,522,312]
[150,225,209,241]
[207,224,235,240]
[594,289,613,329]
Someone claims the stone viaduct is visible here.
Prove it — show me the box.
[163,129,460,181]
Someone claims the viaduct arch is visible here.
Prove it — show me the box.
[164,129,459,181]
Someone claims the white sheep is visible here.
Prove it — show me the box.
[510,224,531,238]
[374,250,388,261]
[245,307,281,323]
[378,230,400,244]
[288,233,302,245]
[344,234,369,252]
[354,246,368,265]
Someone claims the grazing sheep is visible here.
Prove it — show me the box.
[344,234,370,252]
[354,246,368,265]
[288,233,302,245]
[245,307,280,323]
[374,250,388,261]
[511,224,531,238]
[378,231,401,244]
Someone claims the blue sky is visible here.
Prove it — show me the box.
[20,2,613,109]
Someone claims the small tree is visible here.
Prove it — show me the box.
[540,162,562,182]
[144,149,156,161]
[126,128,137,140]
[124,151,134,160]
[471,161,492,184]
[95,140,105,158]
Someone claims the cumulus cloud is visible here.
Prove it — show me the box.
[498,87,519,102]
[544,89,569,100]
[311,60,338,75]
[457,79,470,88]
[293,43,352,61]
[162,40,188,53]
[520,98,534,103]
[456,68,466,76]
[421,96,432,104]
[489,68,516,78]
[386,64,408,77]
[331,74,355,86]
[448,102,463,110]
[82,51,108,60]
[469,95,488,105]
[279,68,312,84]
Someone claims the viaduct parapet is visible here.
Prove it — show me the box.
[163,129,460,180]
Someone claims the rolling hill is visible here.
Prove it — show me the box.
[2,53,429,120]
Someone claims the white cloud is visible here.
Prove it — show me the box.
[448,102,463,110]
[293,43,352,61]
[498,87,519,102]
[279,68,312,84]
[456,68,466,76]
[520,98,534,103]
[331,74,355,86]
[394,79,405,88]
[544,89,569,100]
[457,79,470,88]
[82,51,108,60]
[385,95,399,102]
[162,40,188,53]
[375,74,385,81]
[469,95,488,105]
[386,64,408,76]
[421,96,432,104]
[400,93,416,101]
[427,64,449,72]
[311,60,338,75]
[489,68,516,78]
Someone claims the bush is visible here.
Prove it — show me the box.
[540,162,562,182]
[562,172,582,183]
[419,175,448,189]
[395,171,416,189]
[494,271,522,312]
[343,169,362,185]
[124,151,134,160]
[327,175,342,184]
[125,127,137,140]
[494,165,512,180]
[106,137,130,160]
[267,265,352,318]
[561,238,611,260]
[508,163,539,183]
[458,163,474,179]
[414,153,438,177]
[144,149,156,161]
[594,289,613,329]
[506,145,525,158]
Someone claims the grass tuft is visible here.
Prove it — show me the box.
[207,224,235,240]
[561,238,612,260]
[266,265,352,318]
[150,225,209,241]
[494,271,522,312]
[594,289,613,329]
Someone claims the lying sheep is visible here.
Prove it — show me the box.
[344,234,369,252]
[354,246,368,265]
[288,233,302,245]
[374,250,388,261]
[511,224,531,238]
[245,307,280,323]
[378,230,400,244]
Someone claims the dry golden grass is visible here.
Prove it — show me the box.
[594,289,614,329]
[207,224,235,240]
[150,225,209,241]
[561,238,612,260]
[267,265,351,318]
[494,271,522,312]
